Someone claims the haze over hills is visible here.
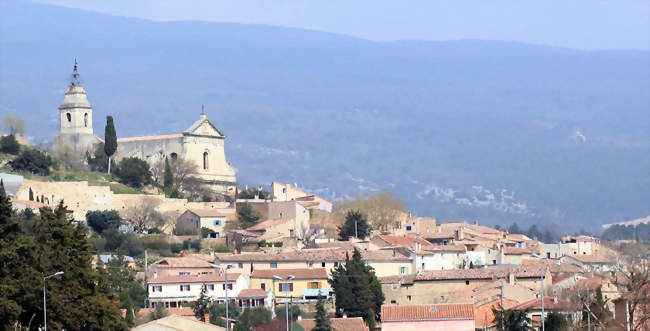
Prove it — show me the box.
[1,0,648,232]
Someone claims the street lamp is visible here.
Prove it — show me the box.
[43,271,64,331]
[273,275,295,331]
[211,264,233,331]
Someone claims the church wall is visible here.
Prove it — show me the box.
[181,135,236,184]
[115,137,184,165]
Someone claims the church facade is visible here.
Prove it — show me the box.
[54,62,237,195]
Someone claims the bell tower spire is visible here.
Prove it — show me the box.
[71,58,81,86]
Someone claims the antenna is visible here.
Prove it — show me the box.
[201,104,205,115]
[71,59,81,86]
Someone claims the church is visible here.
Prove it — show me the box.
[54,62,237,195]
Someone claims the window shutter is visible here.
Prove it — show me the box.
[180,285,183,291]
[289,283,293,291]
[318,282,321,289]
[223,284,226,290]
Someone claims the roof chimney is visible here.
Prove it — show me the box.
[181,251,187,258]
[154,271,158,278]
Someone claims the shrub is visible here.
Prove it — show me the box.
[201,227,213,238]
[170,243,183,254]
[139,235,171,251]
[0,134,20,154]
[86,210,121,233]
[273,242,283,247]
[119,233,145,257]
[10,149,53,175]
[114,157,152,188]
[182,239,201,252]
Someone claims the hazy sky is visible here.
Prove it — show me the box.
[33,0,650,50]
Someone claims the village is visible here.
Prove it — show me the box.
[0,62,647,331]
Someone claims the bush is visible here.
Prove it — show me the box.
[10,149,53,175]
[182,239,201,252]
[201,227,213,238]
[273,242,283,247]
[86,210,121,233]
[114,157,152,188]
[140,235,171,251]
[119,233,144,257]
[89,233,107,252]
[238,307,272,330]
[0,134,20,154]
[170,243,183,254]
[147,227,164,234]
[274,304,302,322]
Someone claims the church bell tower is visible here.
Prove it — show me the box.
[58,60,94,135]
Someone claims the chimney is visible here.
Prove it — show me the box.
[154,271,158,278]
[204,313,210,323]
[508,272,515,285]
[474,220,478,225]
[181,251,187,258]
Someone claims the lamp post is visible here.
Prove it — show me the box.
[212,264,233,331]
[273,275,295,331]
[43,271,64,331]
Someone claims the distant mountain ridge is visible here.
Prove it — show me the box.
[1,0,648,232]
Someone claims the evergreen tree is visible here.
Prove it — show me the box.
[337,210,370,240]
[86,210,121,233]
[36,195,40,202]
[237,202,260,226]
[125,304,135,327]
[492,306,532,331]
[508,222,522,234]
[104,116,117,174]
[193,284,211,321]
[114,157,152,188]
[29,187,34,201]
[545,312,568,331]
[164,157,173,190]
[329,248,384,326]
[106,255,147,312]
[313,295,332,331]
[0,134,21,155]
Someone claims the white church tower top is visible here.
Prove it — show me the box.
[58,60,93,135]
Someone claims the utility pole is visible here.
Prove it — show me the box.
[355,220,357,238]
[587,286,591,331]
[540,264,545,331]
[625,300,630,331]
[145,250,148,282]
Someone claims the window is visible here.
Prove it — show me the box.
[465,280,470,285]
[261,283,266,290]
[151,285,162,292]
[208,284,215,291]
[308,262,314,268]
[222,284,233,290]
[270,263,277,269]
[407,295,412,301]
[406,226,412,231]
[84,113,88,127]
[203,151,209,170]
[66,113,71,122]
[178,272,190,275]
[214,220,222,226]
[334,262,339,267]
[279,283,293,292]
[390,300,397,304]
[179,284,190,291]
[308,282,321,289]
[238,263,243,269]
[282,188,286,193]
[170,153,178,160]
[321,262,326,268]
[399,267,408,275]
[493,260,497,265]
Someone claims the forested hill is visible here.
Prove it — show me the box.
[1,0,648,232]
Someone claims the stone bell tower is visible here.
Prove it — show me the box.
[54,60,100,153]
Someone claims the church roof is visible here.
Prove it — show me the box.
[58,84,92,110]
[184,114,225,138]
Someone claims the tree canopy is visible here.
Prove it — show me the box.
[86,210,121,233]
[0,134,20,155]
[238,202,260,226]
[10,149,53,175]
[313,295,332,331]
[114,157,152,188]
[337,210,370,240]
[492,306,532,331]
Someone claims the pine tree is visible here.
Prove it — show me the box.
[337,210,370,240]
[492,305,533,331]
[329,248,384,326]
[545,311,568,331]
[104,116,117,174]
[313,295,332,331]
[164,157,174,190]
[29,187,34,201]
[36,195,40,203]
[238,202,260,226]
[193,284,211,321]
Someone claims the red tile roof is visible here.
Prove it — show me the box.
[475,299,519,327]
[155,257,214,268]
[565,255,613,264]
[378,275,416,285]
[376,235,433,248]
[148,272,240,284]
[297,317,369,331]
[188,209,227,217]
[238,289,268,298]
[503,247,534,255]
[251,268,328,280]
[422,232,456,240]
[381,303,475,321]
[11,199,49,209]
[247,218,292,231]
[416,266,543,281]
[513,297,574,311]
[216,247,410,263]
[521,260,582,274]
[421,244,466,253]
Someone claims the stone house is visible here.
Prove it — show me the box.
[249,268,330,303]
[560,255,614,272]
[177,209,229,238]
[271,182,332,212]
[414,244,468,271]
[146,272,249,308]
[512,297,578,328]
[380,303,476,331]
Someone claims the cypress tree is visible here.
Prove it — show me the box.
[163,157,173,190]
[313,295,332,331]
[125,304,135,327]
[29,187,34,201]
[104,116,117,174]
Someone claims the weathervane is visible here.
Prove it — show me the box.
[71,58,80,86]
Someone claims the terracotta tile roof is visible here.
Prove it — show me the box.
[238,289,269,298]
[11,199,50,209]
[381,303,475,321]
[247,218,292,231]
[376,235,433,248]
[565,255,613,264]
[416,266,543,281]
[421,244,466,253]
[250,268,328,280]
[378,274,416,285]
[188,209,227,217]
[297,201,320,209]
[148,272,240,284]
[186,254,218,262]
[503,247,534,255]
[155,257,214,268]
[552,273,576,285]
[117,133,183,143]
[513,297,574,311]
[297,317,369,331]
[229,229,262,237]
[506,234,530,241]
[137,307,196,318]
[216,247,410,263]
[422,232,456,240]
[475,299,519,327]
[521,260,582,274]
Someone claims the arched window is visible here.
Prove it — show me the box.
[84,113,88,127]
[203,151,209,170]
[170,153,178,160]
[66,113,71,122]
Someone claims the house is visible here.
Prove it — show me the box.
[501,247,535,265]
[10,198,49,214]
[246,218,299,241]
[214,247,413,278]
[414,244,468,271]
[560,255,614,272]
[512,297,578,328]
[146,272,249,308]
[474,298,519,330]
[370,234,433,250]
[297,316,369,331]
[133,315,226,331]
[235,200,310,239]
[421,231,457,246]
[271,182,332,212]
[380,303,475,331]
[149,256,217,278]
[382,213,437,236]
[249,268,330,302]
[177,209,229,238]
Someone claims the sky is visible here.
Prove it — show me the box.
[34,0,649,51]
